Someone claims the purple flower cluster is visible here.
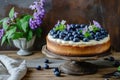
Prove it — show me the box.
[29,0,45,29]
[82,26,88,34]
[93,20,101,28]
[0,29,4,39]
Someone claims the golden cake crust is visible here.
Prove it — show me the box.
[46,36,111,57]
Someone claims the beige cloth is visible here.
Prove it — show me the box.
[0,55,27,80]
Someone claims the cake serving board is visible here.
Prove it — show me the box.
[42,45,112,75]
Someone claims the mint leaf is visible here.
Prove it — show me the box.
[79,30,82,33]
[55,24,66,31]
[93,27,100,32]
[9,7,14,18]
[91,25,100,33]
[84,31,91,38]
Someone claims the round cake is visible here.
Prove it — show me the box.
[46,20,110,56]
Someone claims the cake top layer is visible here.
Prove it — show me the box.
[49,20,109,42]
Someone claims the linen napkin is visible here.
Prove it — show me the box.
[0,55,27,80]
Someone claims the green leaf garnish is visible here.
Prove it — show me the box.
[79,30,82,33]
[84,31,91,38]
[55,24,66,31]
[91,25,100,32]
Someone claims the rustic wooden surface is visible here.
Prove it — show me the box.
[0,0,120,52]
[0,51,120,80]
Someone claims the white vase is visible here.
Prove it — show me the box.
[13,36,36,56]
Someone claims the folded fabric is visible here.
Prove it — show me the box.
[0,55,27,80]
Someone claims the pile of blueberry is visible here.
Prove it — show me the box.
[103,56,120,79]
[49,24,108,42]
[36,59,50,70]
[53,67,61,77]
[36,59,61,77]
[104,56,120,67]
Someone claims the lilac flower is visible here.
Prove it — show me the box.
[29,4,36,10]
[66,24,70,31]
[14,12,18,18]
[0,29,4,39]
[29,18,38,29]
[55,20,60,27]
[36,19,42,26]
[88,25,93,31]
[10,12,18,22]
[29,0,45,29]
[93,20,101,28]
[61,20,66,25]
[82,26,88,34]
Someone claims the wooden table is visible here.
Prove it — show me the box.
[0,51,120,80]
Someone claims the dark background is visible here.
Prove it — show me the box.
[0,0,120,52]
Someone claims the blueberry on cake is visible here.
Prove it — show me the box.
[46,20,110,56]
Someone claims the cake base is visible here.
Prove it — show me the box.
[46,36,111,57]
[59,61,97,75]
[42,45,111,61]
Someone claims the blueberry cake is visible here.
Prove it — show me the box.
[46,20,110,56]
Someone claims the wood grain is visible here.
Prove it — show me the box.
[0,51,120,80]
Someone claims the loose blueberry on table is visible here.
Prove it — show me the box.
[36,65,41,70]
[104,56,115,61]
[54,71,61,77]
[53,67,61,77]
[113,61,120,67]
[108,56,115,61]
[113,71,120,78]
[53,67,59,72]
[44,64,49,69]
[44,59,49,63]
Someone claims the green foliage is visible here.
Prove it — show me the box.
[1,36,7,46]
[0,8,42,46]
[27,30,33,41]
[9,7,14,18]
[17,15,32,32]
[35,28,42,37]
[2,19,9,31]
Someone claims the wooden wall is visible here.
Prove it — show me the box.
[0,0,120,52]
